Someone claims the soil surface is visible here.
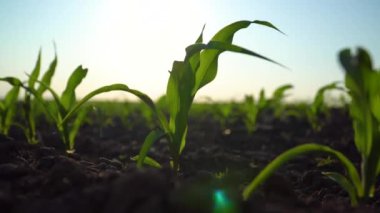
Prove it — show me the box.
[1,107,379,213]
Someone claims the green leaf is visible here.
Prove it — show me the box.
[322,172,358,206]
[242,143,362,200]
[3,85,20,135]
[33,80,66,121]
[252,20,286,35]
[192,41,286,94]
[137,129,166,168]
[37,54,57,95]
[131,155,162,169]
[272,84,293,101]
[0,77,23,87]
[28,50,41,89]
[4,85,20,108]
[192,20,284,93]
[167,61,194,152]
[189,25,205,72]
[311,81,341,114]
[61,66,88,110]
[61,84,168,131]
[243,95,258,134]
[68,108,88,151]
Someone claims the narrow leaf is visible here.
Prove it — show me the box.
[131,155,162,169]
[252,20,286,35]
[0,77,23,87]
[61,84,168,131]
[61,66,88,110]
[322,172,358,206]
[242,143,362,200]
[28,50,41,89]
[3,85,20,134]
[137,129,166,168]
[37,54,57,95]
[68,108,88,150]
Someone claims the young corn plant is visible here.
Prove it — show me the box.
[306,81,343,131]
[241,84,292,134]
[64,20,285,171]
[0,51,57,144]
[243,48,380,206]
[269,84,293,118]
[34,65,91,152]
[24,51,57,144]
[0,81,20,137]
[242,90,267,134]
[206,98,235,132]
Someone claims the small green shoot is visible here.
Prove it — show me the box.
[0,81,20,136]
[211,101,234,131]
[32,65,89,151]
[241,84,292,134]
[242,90,267,134]
[1,51,57,144]
[269,84,293,118]
[306,81,343,131]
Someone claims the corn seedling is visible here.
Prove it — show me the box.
[242,90,267,134]
[24,51,58,144]
[243,48,380,206]
[269,84,293,118]
[241,84,292,134]
[306,81,343,131]
[63,20,285,171]
[0,81,20,137]
[0,51,57,144]
[207,98,235,131]
[2,52,91,151]
[31,64,92,152]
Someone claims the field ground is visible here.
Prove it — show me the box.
[0,102,379,213]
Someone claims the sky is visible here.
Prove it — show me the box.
[1,0,379,102]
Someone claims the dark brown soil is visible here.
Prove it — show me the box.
[1,108,379,213]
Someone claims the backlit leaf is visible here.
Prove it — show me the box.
[323,172,358,206]
[37,54,57,95]
[28,50,41,89]
[243,143,362,200]
[137,129,166,168]
[61,66,88,110]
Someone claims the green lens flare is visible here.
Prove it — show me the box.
[213,189,237,213]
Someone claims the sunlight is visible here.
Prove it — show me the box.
[79,0,216,100]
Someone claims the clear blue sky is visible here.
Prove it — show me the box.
[1,0,379,101]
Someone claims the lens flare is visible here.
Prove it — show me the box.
[213,189,237,213]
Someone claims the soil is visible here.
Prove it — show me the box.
[1,107,379,213]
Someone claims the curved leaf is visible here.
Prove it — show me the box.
[193,20,284,93]
[132,155,162,169]
[272,84,293,101]
[242,143,362,200]
[0,77,23,87]
[323,172,358,206]
[61,66,88,110]
[61,84,168,131]
[311,81,342,114]
[252,20,286,35]
[137,129,166,168]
